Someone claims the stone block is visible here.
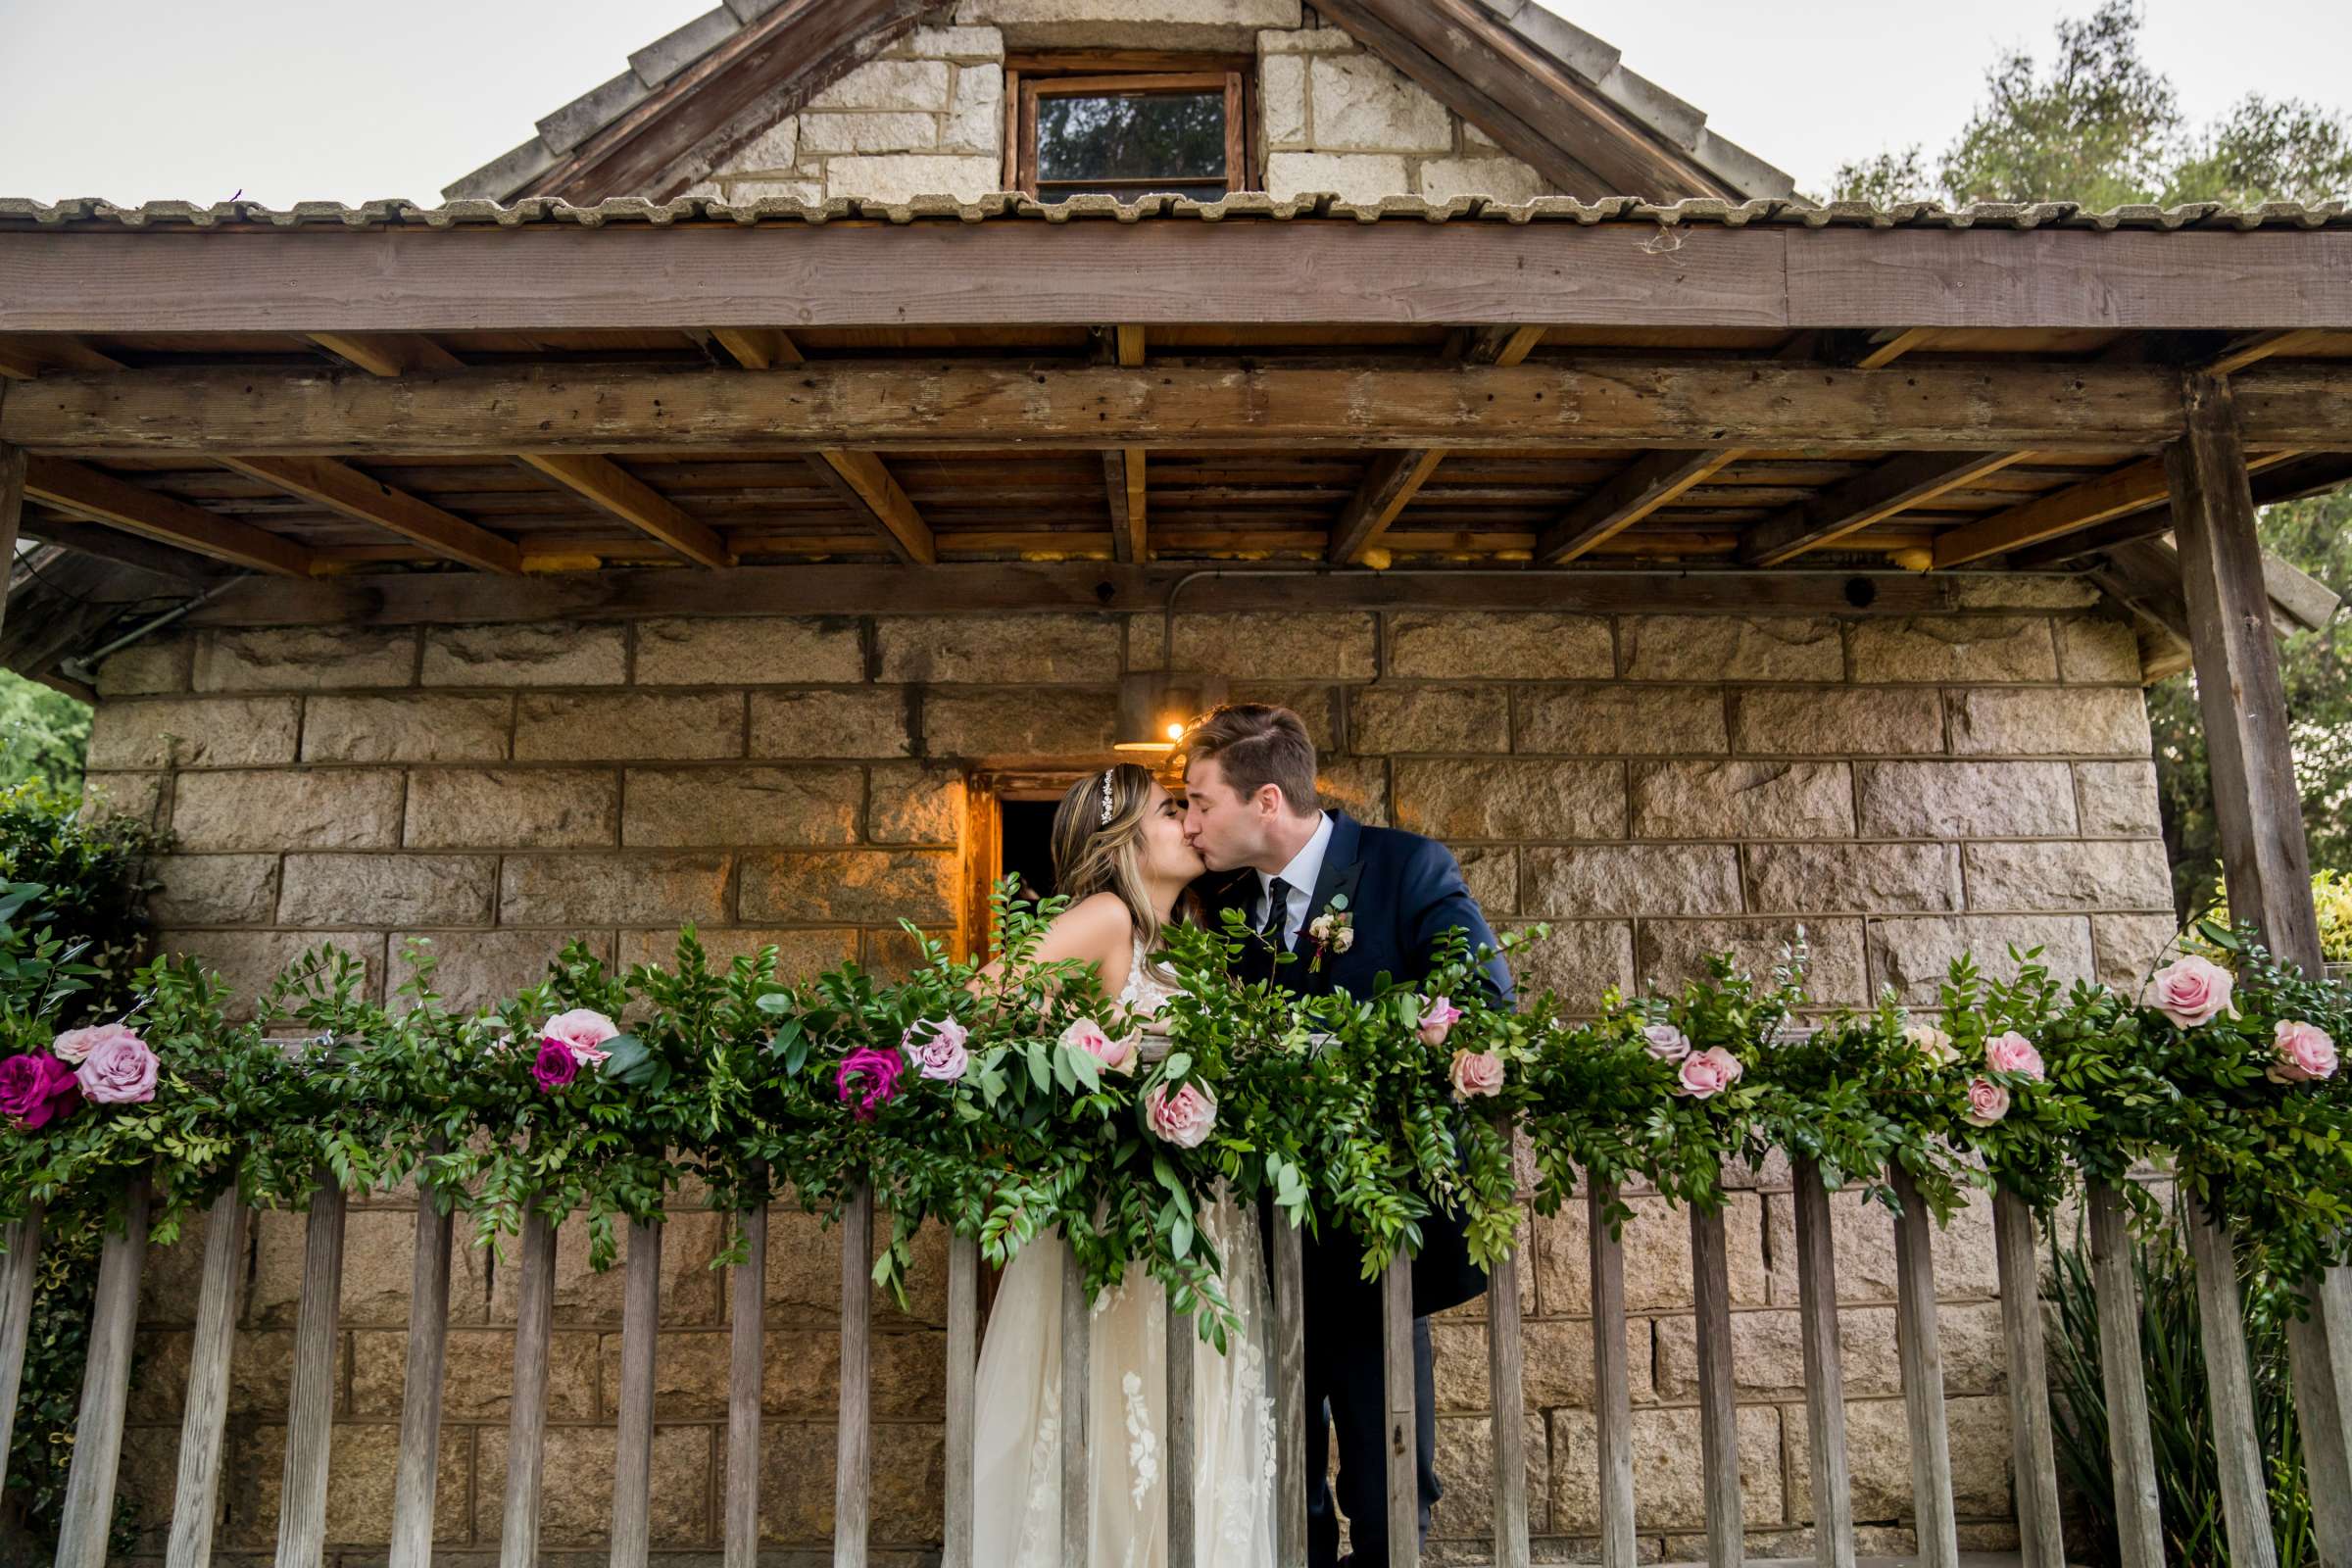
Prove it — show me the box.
[1654,1299,2005,1400]
[475,1423,711,1546]
[739,849,959,925]
[1433,1316,1650,1411]
[2092,911,2179,991]
[595,1324,941,1420]
[226,1422,468,1549]
[1784,1394,2011,1524]
[921,687,1115,757]
[1455,845,1518,916]
[865,762,964,844]
[1848,615,2058,684]
[501,852,731,926]
[79,770,165,826]
[350,1324,602,1420]
[1348,685,1510,754]
[807,57,954,112]
[1514,686,1729,756]
[484,1209,726,1327]
[801,110,944,154]
[1265,151,1410,203]
[302,693,512,762]
[1523,844,1741,918]
[1430,1412,1550,1541]
[1637,917,1868,1004]
[825,153,1004,201]
[1313,756,1390,826]
[1953,575,2101,611]
[94,636,190,695]
[1501,919,1632,1006]
[1533,1190,1770,1313]
[750,688,912,758]
[946,68,1004,158]
[752,1417,941,1544]
[1549,1404,1784,1531]
[722,116,801,172]
[391,927,614,1017]
[173,767,405,851]
[1394,759,1625,841]
[163,929,385,1018]
[1386,612,1611,679]
[2057,614,2143,682]
[726,175,827,202]
[621,764,861,847]
[87,695,300,769]
[1729,687,1944,756]
[405,767,618,849]
[762,1205,950,1329]
[419,621,627,687]
[864,923,956,977]
[148,854,281,925]
[618,925,858,976]
[954,0,1300,48]
[634,614,864,685]
[1227,682,1340,749]
[514,690,747,760]
[1949,686,2150,758]
[1743,842,1963,914]
[1865,913,2095,1004]
[2075,760,2162,836]
[1137,611,1380,680]
[1962,838,2173,911]
[893,23,1004,59]
[878,612,1118,682]
[279,852,498,926]
[1260,51,1307,144]
[1419,157,1550,203]
[1855,760,2078,839]
[1620,615,1840,682]
[194,625,416,691]
[248,1207,480,1330]
[1308,52,1452,150]
[1631,760,1854,840]
[1258,22,1353,52]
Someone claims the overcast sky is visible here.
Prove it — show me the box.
[0,0,2344,206]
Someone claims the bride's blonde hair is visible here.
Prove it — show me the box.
[1050,762,1190,981]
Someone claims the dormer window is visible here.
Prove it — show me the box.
[1008,56,1249,202]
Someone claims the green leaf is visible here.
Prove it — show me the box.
[599,1034,659,1086]
[1162,1052,1192,1081]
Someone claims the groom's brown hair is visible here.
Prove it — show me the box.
[1184,704,1319,816]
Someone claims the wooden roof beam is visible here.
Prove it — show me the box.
[308,332,464,377]
[1107,325,1148,564]
[514,454,732,567]
[2196,328,2334,377]
[1539,449,1740,564]
[0,337,125,380]
[1933,449,2304,567]
[218,456,522,574]
[24,456,314,576]
[1743,450,2029,567]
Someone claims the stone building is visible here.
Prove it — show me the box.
[3,2,2347,1564]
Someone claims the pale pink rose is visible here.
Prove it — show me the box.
[1983,1030,2046,1081]
[1902,1022,1958,1066]
[51,1022,142,1067]
[1673,1047,1742,1101]
[1449,1049,1504,1100]
[540,1008,619,1066]
[2268,1019,2339,1085]
[1963,1075,2011,1127]
[1059,1016,1136,1076]
[902,1017,970,1083]
[1145,1080,1217,1148]
[1418,996,1462,1049]
[2144,954,2237,1030]
[75,1029,159,1104]
[1642,1023,1691,1061]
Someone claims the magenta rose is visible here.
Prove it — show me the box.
[2268,1019,2339,1085]
[1673,1047,1742,1100]
[1449,1048,1504,1100]
[838,1046,904,1121]
[1144,1080,1217,1148]
[903,1017,970,1083]
[1964,1075,2011,1127]
[0,1054,82,1130]
[1059,1016,1136,1076]
[51,1022,143,1067]
[2144,955,2236,1030]
[540,1008,619,1067]
[1983,1031,2045,1081]
[1642,1023,1691,1062]
[1417,996,1462,1049]
[530,1039,580,1092]
[75,1029,158,1105]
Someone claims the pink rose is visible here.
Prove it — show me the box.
[1418,996,1462,1049]
[1144,1080,1217,1148]
[2144,955,2237,1030]
[1964,1075,2011,1127]
[903,1018,970,1082]
[1903,1022,1958,1066]
[837,1046,903,1121]
[1983,1030,2045,1081]
[1673,1047,1742,1101]
[1059,1016,1136,1076]
[0,1054,82,1129]
[2269,1019,2339,1085]
[530,1040,579,1092]
[541,1007,619,1066]
[75,1030,159,1104]
[1642,1023,1691,1062]
[51,1022,143,1067]
[1449,1049,1504,1100]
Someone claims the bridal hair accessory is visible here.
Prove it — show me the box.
[1099,767,1116,827]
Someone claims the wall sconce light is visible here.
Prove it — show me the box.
[1114,671,1229,755]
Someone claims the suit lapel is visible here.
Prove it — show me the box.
[1298,812,1364,991]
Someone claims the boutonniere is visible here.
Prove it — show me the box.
[1305,896,1355,974]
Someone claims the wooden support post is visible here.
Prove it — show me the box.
[1588,1182,1636,1568]
[1486,1241,1531,1568]
[837,1185,873,1568]
[500,1208,559,1568]
[168,1190,249,1568]
[1789,1160,1854,1568]
[389,1172,454,1568]
[1058,1234,1089,1568]
[2289,1269,2352,1568]
[0,1202,42,1512]
[55,1183,147,1568]
[1992,1191,2066,1568]
[1166,1287,1199,1568]
[611,1219,662,1568]
[943,1233,978,1568]
[1889,1166,1959,1568]
[274,1181,346,1568]
[724,1203,767,1568]
[0,442,24,642]
[2185,1204,2280,1568]
[1381,1252,1420,1568]
[2088,1184,2167,1568]
[1689,1202,1743,1568]
[1271,1212,1309,1568]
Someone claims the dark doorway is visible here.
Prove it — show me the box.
[999,797,1061,906]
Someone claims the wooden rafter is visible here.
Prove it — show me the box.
[307,332,463,376]
[2197,328,2334,377]
[14,512,221,583]
[1105,325,1149,564]
[2009,451,2352,569]
[0,337,124,380]
[1743,451,2030,567]
[1934,448,2304,567]
[218,456,522,574]
[1852,328,1940,368]
[24,456,313,576]
[1538,450,1740,564]
[514,454,732,568]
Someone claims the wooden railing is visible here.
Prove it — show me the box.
[0,1159,2340,1568]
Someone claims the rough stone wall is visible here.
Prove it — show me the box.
[88,591,2176,1562]
[678,2,1557,206]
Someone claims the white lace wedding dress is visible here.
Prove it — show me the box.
[969,937,1280,1568]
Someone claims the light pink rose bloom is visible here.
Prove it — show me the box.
[2268,1019,2339,1085]
[1449,1049,1504,1100]
[1963,1075,2011,1127]
[1673,1047,1742,1101]
[51,1022,142,1067]
[2144,954,2237,1030]
[1902,1022,1958,1066]
[1418,996,1462,1049]
[1059,1016,1136,1076]
[1145,1080,1217,1148]
[75,1029,159,1104]
[541,1008,619,1066]
[1642,1023,1691,1062]
[902,1017,969,1083]
[1983,1030,2045,1081]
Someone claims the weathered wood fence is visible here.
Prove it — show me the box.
[3,1151,2347,1568]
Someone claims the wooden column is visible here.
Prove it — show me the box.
[1270,1213,1309,1568]
[1889,1167,1959,1568]
[2088,1184,2167,1568]
[2184,1203,2279,1568]
[2168,370,2351,1568]
[942,1232,978,1568]
[611,1219,662,1568]
[723,1204,768,1568]
[1165,1289,1199,1568]
[167,1191,249,1568]
[1486,1240,1531,1568]
[1588,1183,1636,1568]
[1789,1161,1854,1568]
[388,1180,455,1568]
[0,1202,42,1512]
[1991,1190,2066,1568]
[55,1182,148,1568]
[837,1186,874,1568]
[1689,1202,1743,1568]
[0,442,24,643]
[1381,1252,1420,1568]
[274,1181,347,1568]
[1057,1235,1088,1568]
[500,1208,559,1568]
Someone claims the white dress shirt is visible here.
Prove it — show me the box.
[1253,809,1334,951]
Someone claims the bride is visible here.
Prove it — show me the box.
[970,762,1279,1568]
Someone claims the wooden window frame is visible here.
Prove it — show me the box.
[1004,58,1252,200]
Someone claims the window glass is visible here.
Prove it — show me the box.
[1035,89,1227,198]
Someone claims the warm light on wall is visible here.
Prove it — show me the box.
[1113,672,1227,754]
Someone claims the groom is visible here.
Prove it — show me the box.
[1180,704,1511,1568]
